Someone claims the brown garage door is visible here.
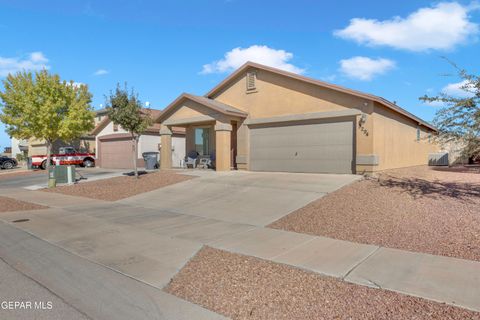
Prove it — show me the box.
[99,138,134,169]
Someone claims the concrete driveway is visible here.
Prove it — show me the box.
[120,170,361,226]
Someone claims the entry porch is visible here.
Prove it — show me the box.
[156,94,247,171]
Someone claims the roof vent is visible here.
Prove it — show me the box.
[246,71,256,91]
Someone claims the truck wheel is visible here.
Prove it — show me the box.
[83,159,94,168]
[41,160,55,170]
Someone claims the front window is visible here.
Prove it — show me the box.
[195,127,210,155]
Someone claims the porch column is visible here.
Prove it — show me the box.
[159,125,172,170]
[214,121,232,171]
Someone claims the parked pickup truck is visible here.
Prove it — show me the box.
[31,147,96,170]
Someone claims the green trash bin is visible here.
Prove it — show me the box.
[48,165,76,185]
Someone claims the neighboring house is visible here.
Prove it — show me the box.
[92,108,186,169]
[10,137,28,158]
[15,109,106,157]
[93,107,109,125]
[2,146,12,156]
[156,61,439,174]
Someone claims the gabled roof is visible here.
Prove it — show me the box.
[154,93,247,123]
[205,61,437,132]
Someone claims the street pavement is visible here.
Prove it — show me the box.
[0,168,126,190]
[0,258,90,320]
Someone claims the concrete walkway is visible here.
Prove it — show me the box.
[1,172,480,314]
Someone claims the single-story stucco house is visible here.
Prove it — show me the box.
[156,61,439,174]
[93,109,185,169]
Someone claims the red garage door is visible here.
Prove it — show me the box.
[99,138,134,169]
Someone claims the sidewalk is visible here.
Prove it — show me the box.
[2,189,480,313]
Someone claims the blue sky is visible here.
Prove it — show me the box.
[1,0,479,150]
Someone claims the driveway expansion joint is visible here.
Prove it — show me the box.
[341,245,381,280]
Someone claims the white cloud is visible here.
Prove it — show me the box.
[0,52,49,77]
[334,2,479,51]
[422,80,475,107]
[339,56,396,81]
[93,69,109,76]
[201,45,304,74]
[442,80,476,97]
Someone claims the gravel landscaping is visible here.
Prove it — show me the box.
[166,246,479,320]
[44,170,193,201]
[270,165,480,262]
[0,196,47,212]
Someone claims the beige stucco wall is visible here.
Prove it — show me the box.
[212,69,375,171]
[372,102,439,171]
[212,70,369,118]
[166,100,217,121]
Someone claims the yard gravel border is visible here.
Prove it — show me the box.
[269,166,480,262]
[166,246,480,320]
[43,170,193,201]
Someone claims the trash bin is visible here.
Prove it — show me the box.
[48,165,76,185]
[143,152,159,170]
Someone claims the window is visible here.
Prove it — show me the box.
[428,133,432,143]
[195,128,210,155]
[416,128,421,141]
[113,123,119,132]
[246,71,256,91]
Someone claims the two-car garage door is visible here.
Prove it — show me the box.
[250,118,354,174]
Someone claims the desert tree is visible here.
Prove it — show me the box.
[106,84,152,178]
[0,70,94,180]
[420,61,480,163]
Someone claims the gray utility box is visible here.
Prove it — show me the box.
[428,152,449,166]
[143,152,159,170]
[49,165,76,184]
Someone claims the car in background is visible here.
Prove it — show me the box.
[0,156,18,170]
